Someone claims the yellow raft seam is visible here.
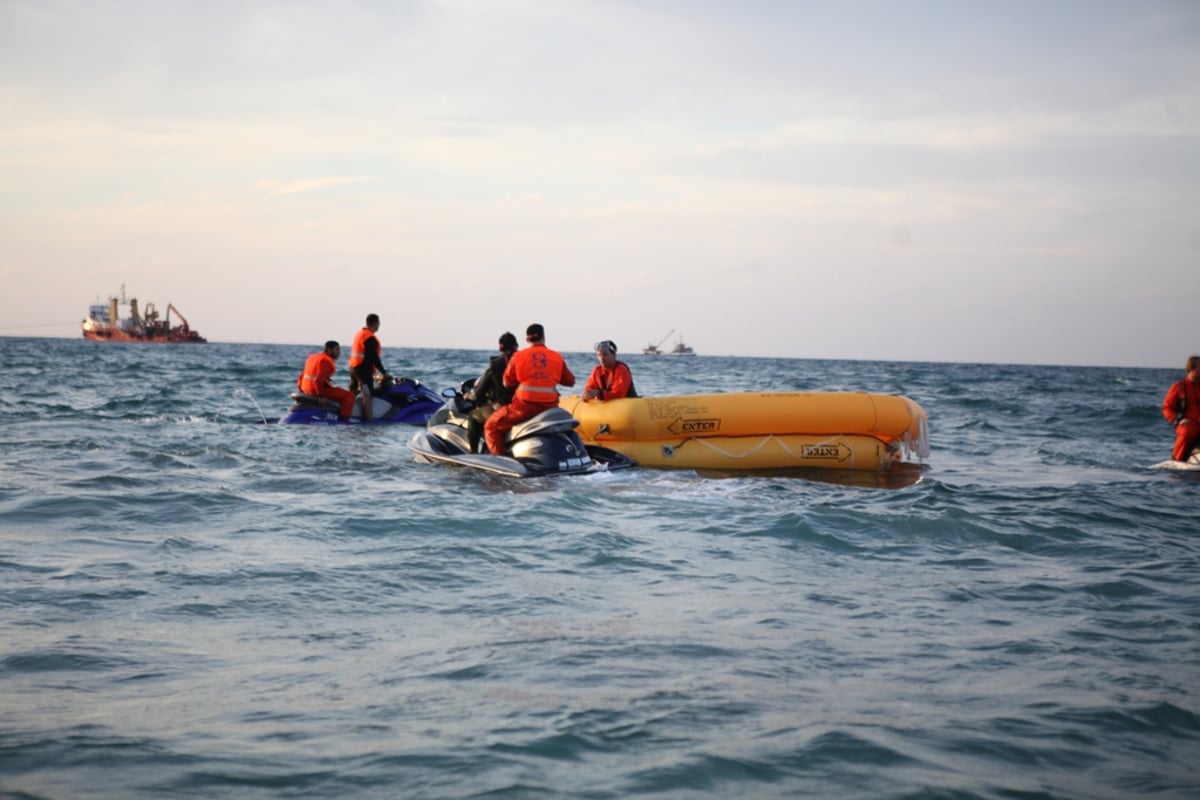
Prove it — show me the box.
[684,433,856,468]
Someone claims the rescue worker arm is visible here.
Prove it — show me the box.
[467,363,495,401]
[365,337,387,376]
[464,370,483,400]
[1163,383,1183,424]
[316,358,336,394]
[560,363,576,388]
[582,366,603,401]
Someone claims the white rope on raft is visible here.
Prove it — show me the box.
[683,434,857,467]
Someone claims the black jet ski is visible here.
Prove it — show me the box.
[409,388,636,478]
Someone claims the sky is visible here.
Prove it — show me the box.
[1,0,1197,367]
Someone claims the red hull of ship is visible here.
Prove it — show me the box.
[81,328,206,343]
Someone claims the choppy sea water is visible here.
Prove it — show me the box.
[1,336,1197,800]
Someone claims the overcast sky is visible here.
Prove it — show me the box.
[2,0,1197,366]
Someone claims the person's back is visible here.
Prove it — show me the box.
[484,323,575,454]
[505,345,570,402]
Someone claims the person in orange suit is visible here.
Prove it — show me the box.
[1162,354,1200,462]
[299,340,356,421]
[582,339,638,402]
[484,323,575,455]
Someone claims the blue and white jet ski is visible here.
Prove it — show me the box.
[409,388,636,478]
[1151,445,1200,471]
[280,376,444,425]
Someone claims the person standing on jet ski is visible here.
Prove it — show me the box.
[1162,354,1200,462]
[484,323,575,455]
[348,313,390,422]
[298,340,356,421]
[464,331,519,453]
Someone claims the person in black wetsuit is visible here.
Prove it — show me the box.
[347,313,390,422]
[347,314,389,394]
[464,331,519,453]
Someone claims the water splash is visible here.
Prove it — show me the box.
[213,387,270,424]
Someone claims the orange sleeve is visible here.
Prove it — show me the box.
[584,366,602,393]
[1163,381,1182,423]
[317,354,337,392]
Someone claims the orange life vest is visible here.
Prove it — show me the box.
[348,327,379,369]
[298,351,336,395]
[504,343,573,403]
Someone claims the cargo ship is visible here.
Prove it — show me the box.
[81,286,207,343]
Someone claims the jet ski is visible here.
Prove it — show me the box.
[280,375,444,425]
[409,388,636,478]
[1151,445,1200,471]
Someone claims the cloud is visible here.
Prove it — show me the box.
[253,176,373,197]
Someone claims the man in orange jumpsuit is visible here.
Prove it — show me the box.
[299,340,356,421]
[582,339,638,401]
[484,323,575,455]
[1161,354,1200,462]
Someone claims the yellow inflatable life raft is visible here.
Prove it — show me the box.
[559,391,929,472]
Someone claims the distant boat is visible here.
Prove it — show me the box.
[648,331,676,357]
[670,336,695,355]
[81,285,207,343]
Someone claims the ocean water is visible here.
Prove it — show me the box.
[1,336,1197,800]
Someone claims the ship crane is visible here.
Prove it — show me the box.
[643,329,673,355]
[167,303,191,333]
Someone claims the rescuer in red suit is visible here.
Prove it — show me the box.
[1162,354,1200,462]
[484,323,575,455]
[299,340,356,421]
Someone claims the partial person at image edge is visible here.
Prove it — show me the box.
[1161,354,1200,462]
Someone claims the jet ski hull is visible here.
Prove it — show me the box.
[280,377,443,425]
[410,397,635,478]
